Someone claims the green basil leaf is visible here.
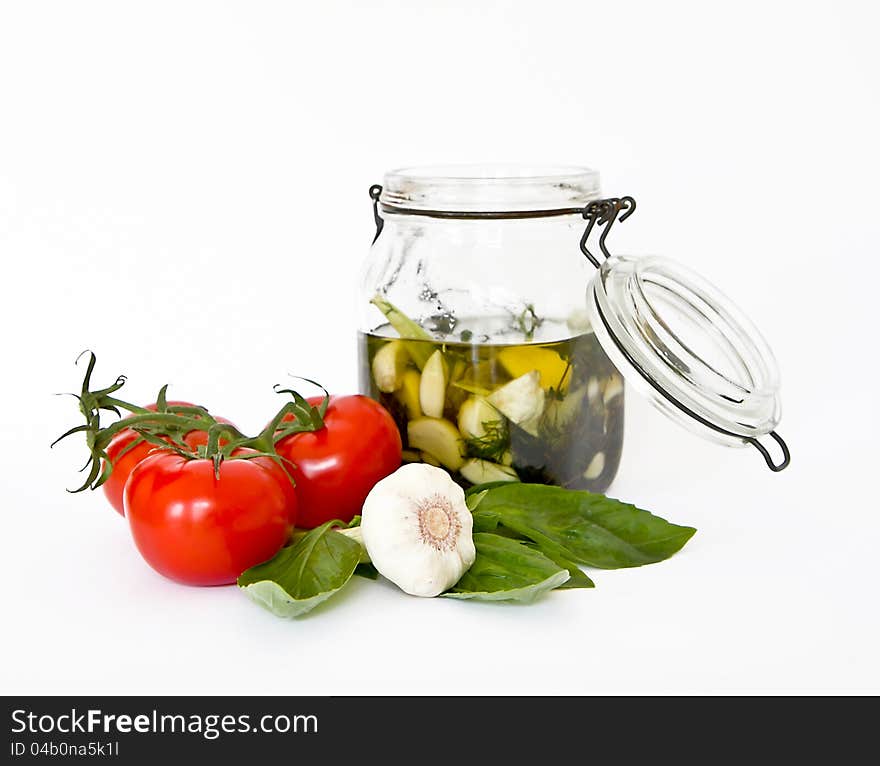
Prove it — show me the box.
[466,481,519,497]
[473,512,593,587]
[445,533,570,603]
[465,489,488,512]
[471,509,501,533]
[354,562,379,580]
[472,483,695,569]
[526,544,595,589]
[238,522,362,618]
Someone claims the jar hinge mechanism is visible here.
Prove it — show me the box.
[369,184,385,244]
[579,196,637,268]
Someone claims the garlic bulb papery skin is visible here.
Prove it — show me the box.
[360,463,476,597]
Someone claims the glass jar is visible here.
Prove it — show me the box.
[357,165,789,492]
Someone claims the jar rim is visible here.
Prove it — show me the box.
[380,164,601,214]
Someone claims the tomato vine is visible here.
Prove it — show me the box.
[53,351,328,491]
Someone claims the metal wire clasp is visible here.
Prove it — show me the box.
[369,185,384,244]
[579,196,636,268]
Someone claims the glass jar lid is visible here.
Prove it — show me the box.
[587,254,790,471]
[378,164,601,215]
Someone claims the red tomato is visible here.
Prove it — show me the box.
[101,401,234,516]
[251,455,299,526]
[275,395,402,529]
[124,449,293,586]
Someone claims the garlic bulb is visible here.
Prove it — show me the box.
[360,463,476,597]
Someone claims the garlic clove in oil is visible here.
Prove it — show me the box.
[487,370,545,436]
[394,368,423,419]
[371,340,410,393]
[457,395,501,440]
[360,463,476,597]
[407,417,465,471]
[459,458,519,485]
[419,349,449,418]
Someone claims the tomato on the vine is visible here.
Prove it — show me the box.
[101,401,234,516]
[274,395,402,528]
[124,449,294,586]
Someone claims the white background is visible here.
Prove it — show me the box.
[1,0,878,695]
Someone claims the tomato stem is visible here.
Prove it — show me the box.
[55,352,329,493]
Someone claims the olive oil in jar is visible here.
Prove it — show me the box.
[358,321,624,492]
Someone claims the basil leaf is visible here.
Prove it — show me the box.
[466,489,488,512]
[238,522,362,618]
[528,544,595,589]
[466,481,520,497]
[472,507,594,586]
[471,508,501,533]
[445,533,570,603]
[472,483,696,569]
[354,562,379,580]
